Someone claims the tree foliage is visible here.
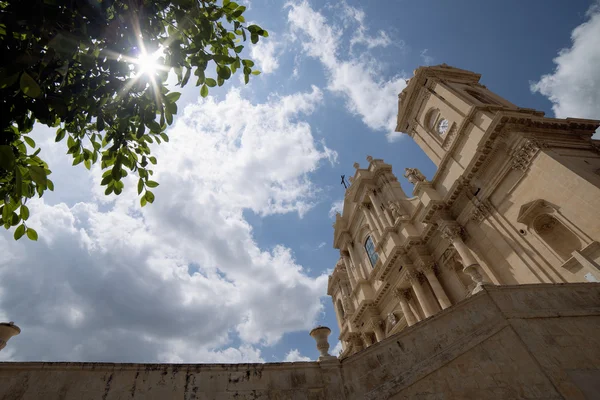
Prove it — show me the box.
[0,0,267,240]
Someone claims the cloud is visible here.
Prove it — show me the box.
[286,1,408,140]
[328,199,343,219]
[0,87,333,363]
[283,348,312,362]
[338,1,394,51]
[251,38,281,74]
[331,340,343,356]
[530,3,600,138]
[420,49,433,66]
[316,242,326,249]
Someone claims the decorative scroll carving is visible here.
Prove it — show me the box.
[387,313,398,327]
[511,140,546,171]
[404,168,427,184]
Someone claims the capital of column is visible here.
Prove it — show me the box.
[392,287,411,302]
[439,224,464,242]
[404,268,425,285]
[418,260,438,276]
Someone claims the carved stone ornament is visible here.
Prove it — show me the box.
[366,155,374,163]
[392,287,411,301]
[387,313,398,327]
[442,125,458,150]
[511,140,543,171]
[353,162,360,169]
[404,168,427,184]
[440,224,464,241]
[470,201,492,222]
[419,261,437,275]
[342,296,355,314]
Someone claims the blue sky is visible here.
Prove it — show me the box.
[1,0,599,363]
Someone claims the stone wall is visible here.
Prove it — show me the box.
[1,283,599,399]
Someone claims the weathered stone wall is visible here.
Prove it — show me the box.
[1,283,599,399]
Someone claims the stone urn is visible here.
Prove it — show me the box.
[0,322,21,351]
[309,326,336,361]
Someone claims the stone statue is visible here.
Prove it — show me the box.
[404,168,426,184]
[387,312,398,327]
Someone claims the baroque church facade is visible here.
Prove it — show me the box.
[329,64,600,358]
[1,65,600,399]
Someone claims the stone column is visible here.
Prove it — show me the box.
[361,332,374,346]
[441,224,488,294]
[347,243,368,280]
[368,318,385,342]
[420,262,452,309]
[406,269,436,318]
[393,288,417,327]
[348,332,365,354]
[360,205,381,242]
[368,189,394,228]
[340,251,358,289]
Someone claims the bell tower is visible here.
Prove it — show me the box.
[396,64,518,166]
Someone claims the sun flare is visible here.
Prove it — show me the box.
[135,50,161,76]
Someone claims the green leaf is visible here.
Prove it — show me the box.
[148,120,161,133]
[234,45,244,53]
[137,179,144,195]
[26,227,38,241]
[144,191,155,204]
[55,128,66,142]
[149,156,157,165]
[201,84,209,98]
[20,205,29,220]
[159,133,169,142]
[140,195,148,207]
[23,136,36,148]
[205,78,217,87]
[146,180,159,188]
[251,70,261,75]
[251,33,259,44]
[166,92,181,103]
[29,166,48,187]
[217,65,232,80]
[97,117,105,131]
[84,159,91,170]
[20,72,42,98]
[14,224,26,240]
[0,145,15,169]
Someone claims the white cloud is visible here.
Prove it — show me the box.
[420,49,433,66]
[284,348,312,362]
[328,199,343,219]
[331,340,343,356]
[287,1,407,141]
[338,1,394,51]
[316,242,326,249]
[251,39,281,74]
[531,3,600,138]
[0,87,334,362]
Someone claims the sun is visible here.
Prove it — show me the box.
[135,49,162,76]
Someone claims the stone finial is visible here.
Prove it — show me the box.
[366,155,373,163]
[309,326,337,361]
[353,162,360,169]
[348,176,354,183]
[0,322,21,351]
[404,168,426,185]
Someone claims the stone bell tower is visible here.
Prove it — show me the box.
[329,64,600,359]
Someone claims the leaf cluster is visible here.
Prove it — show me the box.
[0,0,267,240]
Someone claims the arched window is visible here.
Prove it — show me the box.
[365,236,379,267]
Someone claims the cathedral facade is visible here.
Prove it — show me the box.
[329,64,600,358]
